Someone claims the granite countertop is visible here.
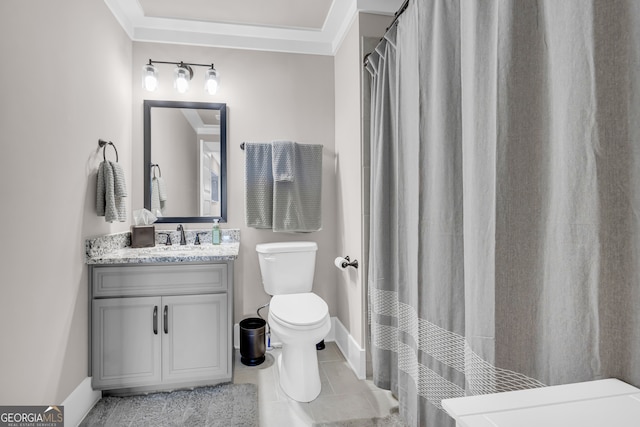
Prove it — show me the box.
[86,229,240,265]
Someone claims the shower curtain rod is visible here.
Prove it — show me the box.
[363,0,410,66]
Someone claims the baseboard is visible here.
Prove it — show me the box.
[332,317,366,380]
[233,322,240,349]
[61,377,101,427]
[233,316,366,379]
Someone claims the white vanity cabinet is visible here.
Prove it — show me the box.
[89,262,233,392]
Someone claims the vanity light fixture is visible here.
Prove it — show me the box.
[142,59,219,95]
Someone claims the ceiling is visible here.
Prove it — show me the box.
[104,0,403,55]
[139,0,334,30]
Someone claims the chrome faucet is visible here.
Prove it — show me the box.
[177,224,187,245]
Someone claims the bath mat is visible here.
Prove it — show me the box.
[79,383,258,427]
[313,411,407,427]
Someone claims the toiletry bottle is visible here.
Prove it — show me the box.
[212,218,221,245]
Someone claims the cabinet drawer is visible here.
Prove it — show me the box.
[92,263,228,297]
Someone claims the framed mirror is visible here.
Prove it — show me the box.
[144,100,227,223]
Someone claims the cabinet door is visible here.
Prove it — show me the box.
[92,297,162,389]
[161,294,229,383]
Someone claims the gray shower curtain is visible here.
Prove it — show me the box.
[366,1,640,426]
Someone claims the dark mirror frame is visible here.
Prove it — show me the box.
[143,100,227,223]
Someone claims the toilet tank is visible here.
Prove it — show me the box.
[256,241,317,295]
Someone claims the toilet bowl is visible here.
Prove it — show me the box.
[268,293,331,402]
[255,241,330,402]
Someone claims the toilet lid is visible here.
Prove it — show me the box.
[270,293,328,326]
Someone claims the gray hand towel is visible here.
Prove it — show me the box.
[97,160,127,222]
[96,161,106,216]
[151,176,167,216]
[272,141,295,182]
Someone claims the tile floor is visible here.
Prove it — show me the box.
[233,342,398,426]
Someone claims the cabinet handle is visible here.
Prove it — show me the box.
[153,306,158,335]
[163,305,168,334]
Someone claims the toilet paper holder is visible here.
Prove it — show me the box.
[338,256,359,269]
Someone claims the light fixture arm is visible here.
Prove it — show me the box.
[147,59,216,70]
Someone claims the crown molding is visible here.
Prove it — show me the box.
[104,0,402,56]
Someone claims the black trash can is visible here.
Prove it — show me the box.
[239,317,266,366]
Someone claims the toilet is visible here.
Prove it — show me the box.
[256,241,331,402]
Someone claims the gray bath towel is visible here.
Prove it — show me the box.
[245,142,273,228]
[96,160,127,222]
[273,143,323,232]
[245,142,323,232]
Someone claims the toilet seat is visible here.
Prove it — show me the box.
[270,293,329,329]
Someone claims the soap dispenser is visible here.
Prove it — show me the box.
[212,218,221,245]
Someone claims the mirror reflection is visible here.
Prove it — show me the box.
[144,100,227,223]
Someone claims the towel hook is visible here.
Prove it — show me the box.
[150,163,162,178]
[98,139,119,162]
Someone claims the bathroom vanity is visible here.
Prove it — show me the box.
[85,230,238,394]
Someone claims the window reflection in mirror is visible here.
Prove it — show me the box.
[144,100,227,223]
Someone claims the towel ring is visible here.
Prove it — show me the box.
[151,164,162,178]
[98,139,119,162]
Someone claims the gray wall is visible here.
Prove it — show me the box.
[0,0,132,404]
[334,13,393,347]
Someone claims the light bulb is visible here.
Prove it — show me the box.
[204,67,219,95]
[142,63,158,91]
[144,75,158,91]
[174,64,192,94]
[175,75,189,93]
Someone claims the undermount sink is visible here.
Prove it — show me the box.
[139,245,211,253]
